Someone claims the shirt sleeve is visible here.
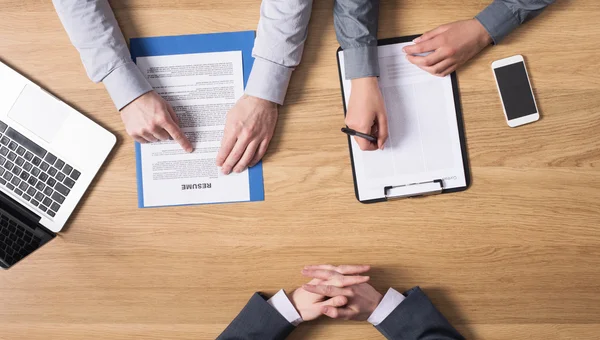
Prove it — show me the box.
[217,293,296,340]
[267,289,303,326]
[334,0,380,80]
[245,0,314,105]
[374,287,464,340]
[475,0,556,44]
[52,0,153,110]
[367,288,406,326]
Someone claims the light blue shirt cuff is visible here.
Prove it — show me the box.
[475,1,521,44]
[267,289,303,326]
[244,57,293,105]
[343,46,380,80]
[102,60,153,111]
[367,288,406,326]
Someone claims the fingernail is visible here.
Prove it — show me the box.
[402,47,407,53]
[413,36,422,43]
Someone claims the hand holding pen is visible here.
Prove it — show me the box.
[341,127,377,143]
[343,77,388,151]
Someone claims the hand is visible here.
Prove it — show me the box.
[289,264,372,321]
[216,95,278,174]
[345,77,388,151]
[302,265,383,321]
[120,91,193,152]
[403,19,493,77]
[287,279,348,322]
[303,283,383,321]
[289,265,370,321]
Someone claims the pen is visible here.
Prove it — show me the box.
[341,127,377,143]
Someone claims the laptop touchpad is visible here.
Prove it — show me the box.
[8,84,68,143]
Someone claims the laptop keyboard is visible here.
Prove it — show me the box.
[0,212,42,266]
[0,120,80,219]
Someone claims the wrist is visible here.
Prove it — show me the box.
[351,76,379,88]
[267,289,303,327]
[367,288,405,326]
[243,94,277,109]
[372,291,384,314]
[471,18,493,46]
[286,289,301,315]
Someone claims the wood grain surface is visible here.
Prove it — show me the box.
[1,1,599,339]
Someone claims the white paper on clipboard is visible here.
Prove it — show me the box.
[338,42,467,202]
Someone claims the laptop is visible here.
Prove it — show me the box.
[0,61,116,269]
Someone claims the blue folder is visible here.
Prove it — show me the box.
[130,31,264,208]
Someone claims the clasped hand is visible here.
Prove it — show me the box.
[288,264,383,322]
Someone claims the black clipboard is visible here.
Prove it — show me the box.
[336,35,471,204]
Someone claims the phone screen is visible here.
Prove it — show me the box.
[494,62,537,120]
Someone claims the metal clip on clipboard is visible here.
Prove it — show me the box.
[384,179,443,200]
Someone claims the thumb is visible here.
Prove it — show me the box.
[319,295,348,308]
[376,113,389,150]
[413,24,449,43]
[164,104,193,152]
[354,136,376,151]
[321,306,333,316]
[166,104,182,126]
[162,113,193,153]
[321,306,353,319]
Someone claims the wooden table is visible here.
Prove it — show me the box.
[1,1,599,339]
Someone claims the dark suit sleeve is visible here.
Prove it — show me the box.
[375,287,465,340]
[216,292,296,340]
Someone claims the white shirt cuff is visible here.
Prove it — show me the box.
[244,57,293,105]
[367,288,406,326]
[102,60,153,111]
[267,289,303,326]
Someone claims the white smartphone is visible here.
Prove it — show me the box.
[491,55,540,127]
